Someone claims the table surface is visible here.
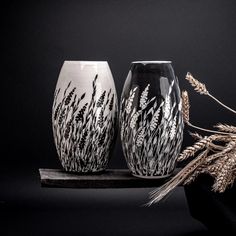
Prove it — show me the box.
[1,163,208,235]
[39,169,174,188]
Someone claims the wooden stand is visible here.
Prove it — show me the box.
[39,169,172,188]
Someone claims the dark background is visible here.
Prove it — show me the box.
[1,0,236,235]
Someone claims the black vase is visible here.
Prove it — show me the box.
[120,61,183,178]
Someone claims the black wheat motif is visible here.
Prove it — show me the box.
[79,130,88,150]
[64,119,73,140]
[109,95,114,111]
[58,108,66,126]
[52,74,116,172]
[65,87,76,105]
[75,103,88,123]
[97,91,106,107]
[98,129,106,147]
[54,102,61,120]
[97,110,104,128]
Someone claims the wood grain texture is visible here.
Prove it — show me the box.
[39,169,175,188]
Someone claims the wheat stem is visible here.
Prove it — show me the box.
[187,121,232,135]
[206,140,236,163]
[209,143,225,151]
[189,132,225,151]
[186,72,236,114]
[148,149,209,205]
[207,93,236,114]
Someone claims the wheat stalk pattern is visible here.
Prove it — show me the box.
[52,74,117,172]
[120,80,184,177]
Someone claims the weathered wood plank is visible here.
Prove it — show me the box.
[39,169,173,188]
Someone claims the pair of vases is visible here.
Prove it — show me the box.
[52,61,183,179]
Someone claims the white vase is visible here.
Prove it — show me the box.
[52,61,118,173]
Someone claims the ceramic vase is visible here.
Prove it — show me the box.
[120,61,183,178]
[52,61,118,173]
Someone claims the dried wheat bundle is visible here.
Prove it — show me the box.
[148,73,236,205]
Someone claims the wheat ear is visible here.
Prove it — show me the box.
[186,72,236,114]
[212,151,236,192]
[189,132,203,140]
[185,72,209,95]
[190,132,226,151]
[182,90,190,123]
[215,123,236,134]
[205,140,236,163]
[178,136,213,162]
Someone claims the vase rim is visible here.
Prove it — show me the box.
[64,61,108,65]
[132,61,172,64]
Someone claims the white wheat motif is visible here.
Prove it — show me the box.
[178,99,182,111]
[136,129,145,147]
[140,84,150,109]
[120,123,124,139]
[130,111,140,129]
[125,87,137,114]
[164,95,171,119]
[170,115,177,140]
[150,105,162,131]
[120,78,183,177]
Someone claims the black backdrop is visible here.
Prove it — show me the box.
[3,0,236,168]
[2,1,236,235]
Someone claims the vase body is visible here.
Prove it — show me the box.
[52,61,118,173]
[120,61,183,178]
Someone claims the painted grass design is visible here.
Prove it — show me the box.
[120,80,183,177]
[52,74,117,172]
